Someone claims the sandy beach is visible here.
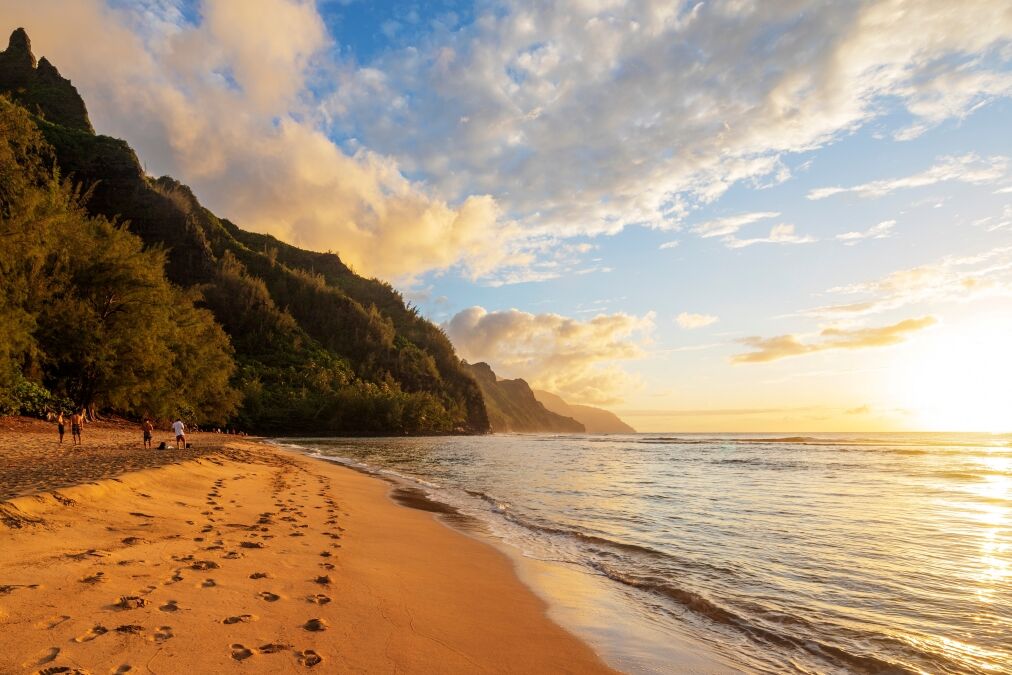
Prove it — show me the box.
[0,418,615,674]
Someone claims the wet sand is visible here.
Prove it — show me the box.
[0,418,615,673]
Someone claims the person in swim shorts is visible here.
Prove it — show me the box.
[142,418,154,448]
[71,410,85,445]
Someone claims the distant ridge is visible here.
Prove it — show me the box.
[533,390,635,433]
[463,362,585,433]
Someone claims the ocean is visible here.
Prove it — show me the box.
[277,433,1011,674]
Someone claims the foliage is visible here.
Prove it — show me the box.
[0,37,491,434]
[0,97,239,424]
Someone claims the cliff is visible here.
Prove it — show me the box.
[533,390,636,433]
[0,28,489,435]
[463,363,584,433]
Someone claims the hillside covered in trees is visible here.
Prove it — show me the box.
[0,28,489,435]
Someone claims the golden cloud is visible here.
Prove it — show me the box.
[732,316,937,363]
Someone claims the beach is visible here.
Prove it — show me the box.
[0,419,614,674]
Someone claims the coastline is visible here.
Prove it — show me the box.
[0,420,615,673]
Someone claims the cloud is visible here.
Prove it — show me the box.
[444,306,654,404]
[724,223,815,249]
[691,211,781,238]
[658,240,679,250]
[808,154,1008,200]
[6,0,1011,281]
[836,219,896,245]
[2,0,518,281]
[676,312,719,329]
[845,405,871,415]
[328,0,1012,239]
[732,316,937,363]
[803,245,1012,318]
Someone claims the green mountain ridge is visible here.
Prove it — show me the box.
[0,28,489,435]
[462,362,584,433]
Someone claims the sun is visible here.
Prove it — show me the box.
[895,312,1012,433]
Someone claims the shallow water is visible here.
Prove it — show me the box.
[280,433,1011,674]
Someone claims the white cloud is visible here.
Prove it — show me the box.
[658,240,680,250]
[836,219,896,245]
[724,223,815,249]
[808,154,1008,200]
[329,0,1012,241]
[1,0,519,281]
[802,245,1012,318]
[691,211,781,238]
[5,0,1011,281]
[444,306,655,404]
[676,312,719,329]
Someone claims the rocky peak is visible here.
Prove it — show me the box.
[5,27,35,67]
[0,27,93,132]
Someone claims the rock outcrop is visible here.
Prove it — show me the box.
[0,28,93,132]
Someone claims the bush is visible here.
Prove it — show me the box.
[0,373,74,417]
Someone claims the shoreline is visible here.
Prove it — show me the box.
[0,421,616,673]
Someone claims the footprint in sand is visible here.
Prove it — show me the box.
[25,646,59,667]
[296,649,323,668]
[150,626,174,643]
[114,625,144,634]
[258,643,290,654]
[190,560,219,571]
[36,615,71,630]
[74,625,109,643]
[249,572,270,580]
[319,563,335,570]
[117,597,148,610]
[303,618,328,632]
[313,575,332,586]
[37,667,90,675]
[121,537,146,546]
[240,541,265,549]
[222,614,256,625]
[306,595,331,605]
[114,665,133,674]
[158,600,179,612]
[202,579,216,588]
[230,644,254,661]
[257,591,281,602]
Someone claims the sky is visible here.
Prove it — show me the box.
[3,0,1011,431]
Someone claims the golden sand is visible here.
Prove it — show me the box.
[0,419,615,673]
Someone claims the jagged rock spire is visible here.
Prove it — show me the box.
[6,28,35,67]
[0,27,94,132]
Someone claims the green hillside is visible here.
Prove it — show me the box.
[0,28,489,435]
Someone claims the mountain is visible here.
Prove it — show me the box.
[0,28,489,435]
[463,363,584,433]
[533,390,635,433]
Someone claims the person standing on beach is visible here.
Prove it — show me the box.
[56,412,65,444]
[172,418,185,450]
[70,410,84,445]
[142,418,154,449]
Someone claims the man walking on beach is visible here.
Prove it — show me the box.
[56,412,65,444]
[172,418,185,450]
[70,410,84,446]
[142,418,154,449]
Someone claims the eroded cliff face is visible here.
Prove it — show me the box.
[0,28,93,132]
[464,362,585,433]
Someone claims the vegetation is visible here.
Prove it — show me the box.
[0,29,490,434]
